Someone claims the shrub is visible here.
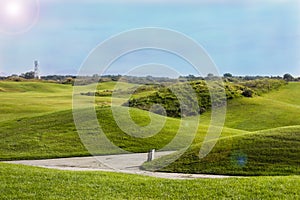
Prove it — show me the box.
[242,89,254,97]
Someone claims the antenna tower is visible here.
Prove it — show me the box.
[34,60,40,79]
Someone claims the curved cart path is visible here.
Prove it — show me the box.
[4,152,232,179]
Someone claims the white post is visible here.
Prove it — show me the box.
[147,149,155,162]
[151,149,155,160]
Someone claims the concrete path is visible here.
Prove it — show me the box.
[4,152,232,179]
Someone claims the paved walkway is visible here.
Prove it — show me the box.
[4,152,232,179]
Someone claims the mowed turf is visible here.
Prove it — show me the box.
[143,125,300,175]
[143,83,300,175]
[0,80,300,199]
[0,163,299,200]
[0,107,182,160]
[0,81,300,176]
[0,82,73,122]
[263,82,300,105]
[222,96,300,131]
[0,81,134,122]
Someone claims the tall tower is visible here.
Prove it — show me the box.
[34,60,40,79]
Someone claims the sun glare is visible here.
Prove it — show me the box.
[0,0,40,34]
[5,1,23,19]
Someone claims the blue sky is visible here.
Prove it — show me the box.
[0,0,299,77]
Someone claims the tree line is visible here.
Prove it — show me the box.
[0,71,299,83]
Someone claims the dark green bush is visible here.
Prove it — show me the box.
[242,89,254,97]
[124,79,287,118]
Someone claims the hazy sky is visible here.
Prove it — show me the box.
[0,0,299,76]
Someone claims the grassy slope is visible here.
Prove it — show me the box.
[0,109,87,160]
[143,83,300,175]
[0,106,182,160]
[0,82,73,122]
[0,163,299,200]
[263,82,300,105]
[0,81,299,199]
[97,81,137,91]
[0,81,134,122]
[223,97,300,131]
[0,81,85,159]
[0,81,300,175]
[199,82,300,131]
[143,126,300,175]
[1,105,234,160]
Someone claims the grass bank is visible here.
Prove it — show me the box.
[0,163,299,199]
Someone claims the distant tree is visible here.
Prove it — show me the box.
[111,75,121,81]
[242,88,254,97]
[283,73,294,82]
[185,74,197,81]
[205,73,218,81]
[295,77,300,82]
[62,77,74,85]
[223,73,233,78]
[20,71,35,79]
[207,73,214,78]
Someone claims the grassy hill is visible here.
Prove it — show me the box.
[0,80,299,199]
[125,79,286,118]
[143,82,300,175]
[222,83,300,131]
[0,80,299,176]
[0,107,181,160]
[143,125,300,175]
[0,163,299,199]
[0,82,73,122]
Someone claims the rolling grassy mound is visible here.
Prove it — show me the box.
[142,82,300,175]
[0,81,299,176]
[125,79,286,118]
[0,82,73,122]
[0,106,183,160]
[0,81,71,93]
[143,126,300,175]
[195,82,300,132]
[219,97,300,131]
[0,163,299,199]
[259,82,300,105]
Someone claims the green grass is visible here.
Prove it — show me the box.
[0,82,73,122]
[0,81,70,93]
[1,105,299,175]
[0,81,134,123]
[0,106,199,160]
[221,97,300,131]
[198,82,300,131]
[0,163,299,199]
[259,82,300,105]
[1,81,300,176]
[0,109,87,160]
[125,79,286,118]
[143,126,300,175]
[0,80,300,199]
[142,83,300,175]
[96,81,137,91]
